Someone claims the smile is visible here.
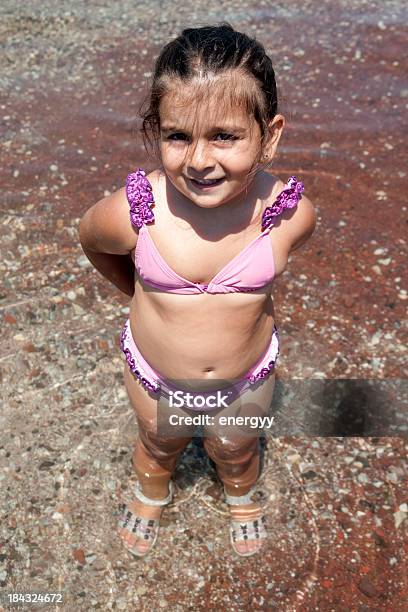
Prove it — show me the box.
[189,177,225,189]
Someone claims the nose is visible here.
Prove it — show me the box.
[187,138,215,174]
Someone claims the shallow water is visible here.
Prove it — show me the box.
[0,1,407,609]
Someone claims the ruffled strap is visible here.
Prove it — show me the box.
[261,176,304,231]
[125,168,155,229]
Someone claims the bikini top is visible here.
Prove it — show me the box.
[125,169,304,294]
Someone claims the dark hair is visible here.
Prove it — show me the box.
[139,23,279,166]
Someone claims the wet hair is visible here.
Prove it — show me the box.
[138,23,279,173]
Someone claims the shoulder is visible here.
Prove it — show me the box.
[269,175,317,252]
[78,168,164,254]
[283,193,317,252]
[78,184,137,255]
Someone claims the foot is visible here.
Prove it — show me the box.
[118,482,172,557]
[225,488,267,557]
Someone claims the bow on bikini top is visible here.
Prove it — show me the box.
[125,169,304,294]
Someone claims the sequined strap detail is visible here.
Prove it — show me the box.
[261,176,304,231]
[120,324,161,393]
[125,168,155,229]
[247,326,279,384]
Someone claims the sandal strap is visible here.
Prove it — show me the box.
[224,485,257,506]
[134,480,173,507]
[230,516,267,542]
[119,509,158,532]
[118,508,159,550]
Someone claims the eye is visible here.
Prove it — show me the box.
[164,132,238,142]
[167,133,187,141]
[214,133,237,141]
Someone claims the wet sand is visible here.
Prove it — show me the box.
[1,1,407,610]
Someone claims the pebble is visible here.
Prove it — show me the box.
[73,304,85,315]
[77,255,92,268]
[286,452,302,467]
[386,471,398,484]
[135,586,147,596]
[375,191,387,200]
[358,577,377,598]
[394,510,407,529]
[73,549,86,565]
[369,331,382,346]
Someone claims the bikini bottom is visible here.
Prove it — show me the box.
[120,318,279,411]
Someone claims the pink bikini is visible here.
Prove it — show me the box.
[120,169,304,408]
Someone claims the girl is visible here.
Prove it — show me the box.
[79,23,316,558]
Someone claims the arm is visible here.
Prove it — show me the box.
[78,187,138,297]
[285,195,317,253]
[79,248,136,297]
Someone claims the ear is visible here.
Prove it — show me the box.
[261,114,285,162]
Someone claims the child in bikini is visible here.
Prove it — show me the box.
[79,23,316,557]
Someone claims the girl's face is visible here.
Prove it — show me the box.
[159,86,280,210]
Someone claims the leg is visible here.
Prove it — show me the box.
[204,435,261,495]
[203,372,276,556]
[118,363,193,556]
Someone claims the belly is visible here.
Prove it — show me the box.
[129,282,275,388]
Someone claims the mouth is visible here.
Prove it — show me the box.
[188,177,225,190]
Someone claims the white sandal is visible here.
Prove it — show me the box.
[225,486,267,557]
[118,480,173,557]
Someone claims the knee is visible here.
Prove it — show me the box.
[136,429,192,463]
[203,435,259,463]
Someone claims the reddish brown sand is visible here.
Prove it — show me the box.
[1,1,406,610]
